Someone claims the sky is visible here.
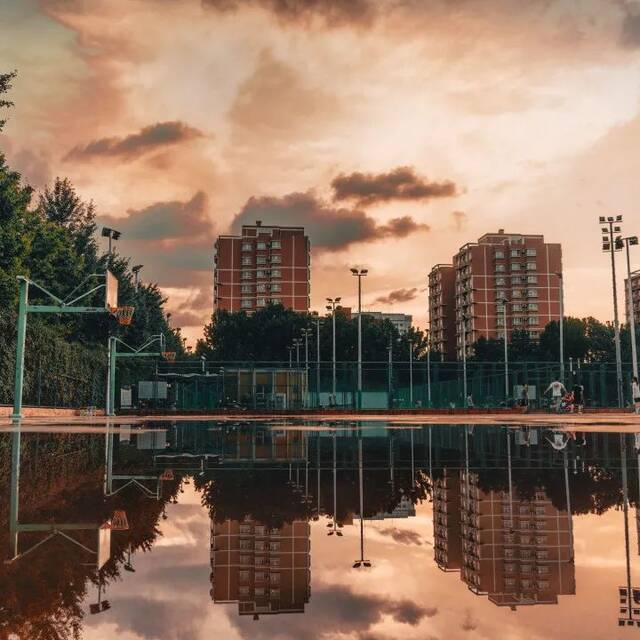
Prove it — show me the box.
[1,0,640,344]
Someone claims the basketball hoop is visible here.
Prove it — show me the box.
[162,351,176,361]
[110,510,129,531]
[160,469,175,481]
[111,306,135,326]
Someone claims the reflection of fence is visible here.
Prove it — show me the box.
[109,359,638,411]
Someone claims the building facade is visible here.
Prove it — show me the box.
[428,264,456,360]
[625,269,640,326]
[213,221,310,314]
[429,230,562,359]
[210,517,311,618]
[352,311,412,335]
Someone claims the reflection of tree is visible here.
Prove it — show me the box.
[0,433,180,640]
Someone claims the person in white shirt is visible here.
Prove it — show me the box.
[545,379,567,413]
[632,376,640,415]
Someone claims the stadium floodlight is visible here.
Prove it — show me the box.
[351,268,369,409]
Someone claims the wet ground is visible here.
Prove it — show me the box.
[2,419,640,639]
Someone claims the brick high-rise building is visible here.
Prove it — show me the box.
[429,230,562,359]
[428,264,456,360]
[210,517,311,618]
[213,222,310,313]
[625,269,640,326]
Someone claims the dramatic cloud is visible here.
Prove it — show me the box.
[451,210,468,230]
[228,584,430,640]
[374,287,419,305]
[102,191,213,243]
[66,121,203,161]
[377,526,424,545]
[331,166,458,207]
[231,191,429,251]
[203,0,376,26]
[621,8,640,48]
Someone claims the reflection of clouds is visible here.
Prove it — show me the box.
[377,527,423,546]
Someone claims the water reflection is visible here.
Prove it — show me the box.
[3,421,640,638]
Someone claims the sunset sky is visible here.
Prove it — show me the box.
[1,0,640,343]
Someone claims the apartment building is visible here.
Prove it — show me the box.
[429,230,562,359]
[428,264,456,360]
[210,517,311,618]
[352,312,413,335]
[213,221,310,313]
[458,471,575,608]
[625,270,640,325]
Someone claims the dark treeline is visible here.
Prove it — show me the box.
[0,71,183,407]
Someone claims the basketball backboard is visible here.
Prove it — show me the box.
[98,523,112,570]
[106,271,118,310]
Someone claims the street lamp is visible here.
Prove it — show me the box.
[599,215,624,407]
[498,297,509,402]
[302,328,312,409]
[351,268,368,409]
[387,337,393,409]
[101,227,121,260]
[132,264,143,290]
[326,297,341,403]
[619,236,639,381]
[557,272,565,384]
[287,346,294,369]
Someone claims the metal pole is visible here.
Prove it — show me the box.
[316,318,320,407]
[409,337,413,407]
[12,277,29,419]
[626,241,639,380]
[621,434,633,621]
[332,306,336,399]
[357,275,362,408]
[608,222,624,407]
[107,337,117,417]
[559,274,565,384]
[388,340,392,409]
[358,437,364,563]
[427,335,432,408]
[503,302,509,401]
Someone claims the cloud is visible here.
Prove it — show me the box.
[102,191,213,243]
[451,210,468,230]
[373,287,419,305]
[621,8,640,48]
[65,121,203,161]
[331,166,458,207]
[461,610,478,632]
[230,191,429,251]
[202,0,376,26]
[377,526,423,545]
[227,584,430,640]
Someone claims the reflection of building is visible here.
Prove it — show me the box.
[213,221,310,313]
[459,471,574,608]
[433,470,462,571]
[210,518,311,617]
[225,429,306,462]
[366,495,416,520]
[352,312,412,335]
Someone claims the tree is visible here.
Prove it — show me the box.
[0,69,16,132]
[471,336,503,362]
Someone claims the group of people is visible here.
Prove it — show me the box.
[538,377,640,414]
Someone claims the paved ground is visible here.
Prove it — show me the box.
[1,411,639,432]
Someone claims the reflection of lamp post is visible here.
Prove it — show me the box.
[328,433,343,536]
[353,436,371,568]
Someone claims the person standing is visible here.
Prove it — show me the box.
[545,379,567,413]
[632,376,640,415]
[572,381,585,414]
[521,384,530,413]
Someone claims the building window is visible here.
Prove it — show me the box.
[527,289,538,298]
[269,542,280,551]
[256,256,267,265]
[271,297,281,305]
[511,276,523,284]
[528,316,539,326]
[271,283,281,292]
[256,298,266,307]
[495,264,505,272]
[495,250,505,259]
[239,586,250,596]
[271,269,282,278]
[241,285,252,294]
[526,248,537,257]
[255,587,265,596]
[241,270,252,280]
[241,243,252,251]
[239,570,250,581]
[511,263,521,271]
[271,254,282,264]
[240,299,252,309]
[526,262,536,270]
[511,249,520,258]
[496,277,506,286]
[528,303,539,311]
[511,304,522,312]
[527,275,538,283]
[512,289,522,298]
[255,572,267,582]
[255,526,266,536]
[271,240,281,249]
[270,589,280,598]
[240,524,252,534]
[270,573,280,584]
[256,283,266,293]
[241,256,253,266]
[505,563,516,574]
[256,241,267,250]
[513,317,523,325]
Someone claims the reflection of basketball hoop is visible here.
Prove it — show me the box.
[160,469,174,481]
[162,351,176,361]
[111,306,135,326]
[110,510,129,531]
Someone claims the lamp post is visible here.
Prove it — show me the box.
[498,297,509,402]
[132,264,143,290]
[326,297,341,403]
[426,328,432,408]
[599,216,624,407]
[101,227,121,263]
[387,337,393,409]
[351,268,368,409]
[314,313,321,406]
[620,236,639,381]
[287,346,293,369]
[557,272,565,384]
[302,328,312,409]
